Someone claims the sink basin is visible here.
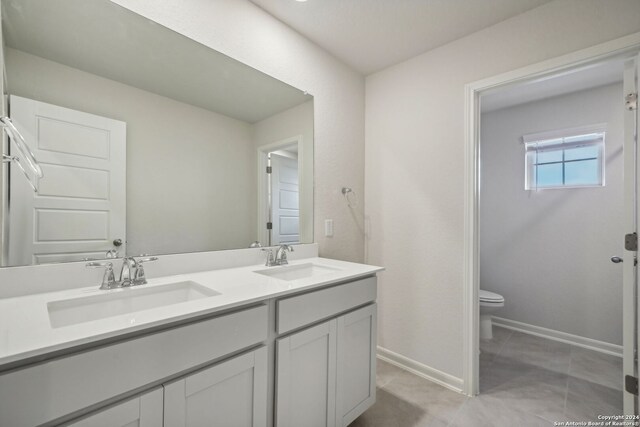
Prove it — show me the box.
[254,263,342,281]
[48,281,220,328]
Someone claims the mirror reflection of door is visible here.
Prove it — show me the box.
[7,96,126,265]
[270,151,299,245]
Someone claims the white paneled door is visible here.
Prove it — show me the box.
[271,153,299,244]
[8,96,126,265]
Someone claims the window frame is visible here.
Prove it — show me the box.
[523,124,606,190]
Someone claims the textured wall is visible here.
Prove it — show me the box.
[366,0,640,379]
[481,83,624,346]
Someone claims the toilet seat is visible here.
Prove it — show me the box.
[479,289,504,304]
[479,290,504,340]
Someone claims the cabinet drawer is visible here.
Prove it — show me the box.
[0,304,268,427]
[66,388,163,427]
[277,276,376,335]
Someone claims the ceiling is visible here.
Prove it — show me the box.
[249,0,554,75]
[3,0,311,123]
[481,57,625,112]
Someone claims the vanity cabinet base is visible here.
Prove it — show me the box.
[2,276,378,427]
[275,303,377,427]
[0,305,268,427]
[67,346,268,427]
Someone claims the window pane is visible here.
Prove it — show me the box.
[564,145,599,161]
[535,150,562,164]
[536,163,563,187]
[524,127,604,190]
[565,159,600,186]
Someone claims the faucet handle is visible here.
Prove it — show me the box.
[136,255,158,263]
[86,261,113,268]
[261,248,275,267]
[131,255,158,285]
[276,244,294,265]
[86,261,117,290]
[105,249,119,259]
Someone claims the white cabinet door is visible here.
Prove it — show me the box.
[276,319,337,427]
[164,347,268,427]
[336,304,377,427]
[67,388,163,427]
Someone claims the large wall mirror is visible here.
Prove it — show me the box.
[0,0,314,267]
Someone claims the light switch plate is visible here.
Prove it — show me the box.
[324,219,334,237]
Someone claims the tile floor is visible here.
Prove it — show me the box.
[350,326,623,427]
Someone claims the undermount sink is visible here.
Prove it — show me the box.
[254,263,342,281]
[48,281,220,328]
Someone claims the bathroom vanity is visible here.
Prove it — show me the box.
[0,256,382,427]
[0,2,380,425]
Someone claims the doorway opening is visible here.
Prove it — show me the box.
[479,56,625,420]
[463,34,640,418]
[258,136,302,247]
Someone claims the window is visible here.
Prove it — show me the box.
[524,124,606,190]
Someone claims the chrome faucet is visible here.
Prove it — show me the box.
[86,261,117,290]
[131,255,159,285]
[274,244,294,265]
[261,248,276,266]
[119,257,137,286]
[87,255,158,289]
[261,244,294,267]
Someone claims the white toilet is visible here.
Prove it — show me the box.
[479,289,505,340]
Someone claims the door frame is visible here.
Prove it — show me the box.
[462,32,640,398]
[257,135,303,246]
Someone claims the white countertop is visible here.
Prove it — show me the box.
[0,257,383,369]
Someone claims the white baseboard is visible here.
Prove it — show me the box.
[377,346,464,394]
[492,317,622,357]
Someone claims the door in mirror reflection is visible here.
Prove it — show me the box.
[257,133,311,248]
[270,151,299,245]
[7,96,126,265]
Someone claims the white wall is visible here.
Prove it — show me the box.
[253,100,314,245]
[481,83,623,346]
[6,47,257,256]
[110,0,366,263]
[366,0,640,380]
